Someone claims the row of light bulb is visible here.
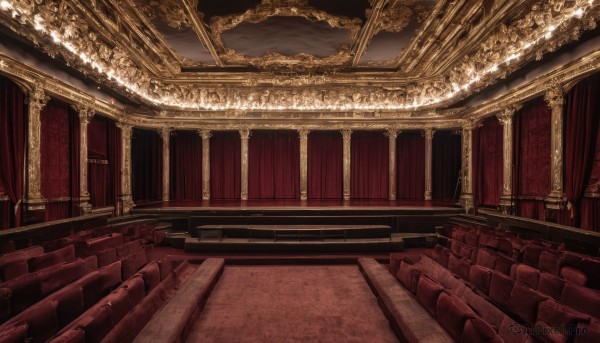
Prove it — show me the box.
[0,0,596,111]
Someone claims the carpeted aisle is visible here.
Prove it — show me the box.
[187,265,399,343]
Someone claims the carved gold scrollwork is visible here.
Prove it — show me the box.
[423,128,434,201]
[199,129,212,200]
[116,122,134,214]
[72,103,95,214]
[544,82,566,208]
[240,128,251,200]
[26,82,50,208]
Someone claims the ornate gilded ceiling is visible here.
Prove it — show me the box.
[0,0,599,114]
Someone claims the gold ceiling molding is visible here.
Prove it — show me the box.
[139,0,195,30]
[208,0,361,70]
[367,0,430,36]
[0,0,598,112]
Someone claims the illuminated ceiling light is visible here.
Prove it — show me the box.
[545,31,553,39]
[574,8,584,17]
[0,1,11,11]
[547,25,556,32]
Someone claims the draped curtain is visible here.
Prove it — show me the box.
[514,97,551,221]
[0,76,26,229]
[40,100,80,221]
[432,131,461,201]
[170,131,202,201]
[132,129,162,204]
[249,130,300,199]
[351,131,388,199]
[307,131,343,199]
[473,116,503,207]
[560,73,600,230]
[210,131,241,200]
[396,131,424,200]
[88,117,120,208]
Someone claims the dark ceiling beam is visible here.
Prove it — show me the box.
[180,0,224,67]
[350,0,388,67]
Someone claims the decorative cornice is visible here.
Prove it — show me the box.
[544,80,565,109]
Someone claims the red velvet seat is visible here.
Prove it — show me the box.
[508,283,548,324]
[511,264,540,290]
[537,272,565,300]
[28,245,76,272]
[5,272,42,314]
[99,261,122,291]
[416,275,445,318]
[396,260,422,293]
[431,244,450,267]
[121,274,146,308]
[488,271,514,309]
[53,285,85,328]
[464,232,480,247]
[95,248,117,268]
[560,283,600,319]
[560,266,588,286]
[121,248,148,280]
[79,273,105,309]
[77,305,114,343]
[469,265,492,294]
[103,287,130,324]
[448,253,470,280]
[539,250,559,274]
[139,262,161,293]
[436,292,475,341]
[462,317,502,343]
[0,259,29,283]
[0,323,28,342]
[535,299,591,343]
[476,249,497,270]
[22,300,60,343]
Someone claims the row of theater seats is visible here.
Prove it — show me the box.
[0,222,169,333]
[438,222,600,290]
[0,221,224,343]
[391,247,600,342]
[0,222,167,283]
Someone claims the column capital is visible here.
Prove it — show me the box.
[115,122,132,133]
[198,129,212,140]
[497,104,522,125]
[28,82,50,111]
[462,119,476,131]
[544,82,565,110]
[423,128,435,140]
[158,127,171,142]
[297,128,310,138]
[385,128,400,138]
[341,129,352,141]
[72,103,95,124]
[239,128,251,140]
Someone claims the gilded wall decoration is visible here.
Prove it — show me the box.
[139,0,195,29]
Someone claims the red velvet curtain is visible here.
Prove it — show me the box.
[561,73,600,229]
[307,131,343,199]
[473,116,503,207]
[0,76,26,229]
[132,129,162,204]
[40,100,80,221]
[432,131,461,201]
[514,97,551,221]
[396,131,424,200]
[351,131,388,199]
[249,131,300,199]
[170,131,202,201]
[87,117,120,208]
[210,131,241,200]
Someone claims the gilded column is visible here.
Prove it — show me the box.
[342,130,352,201]
[72,103,94,214]
[497,104,521,213]
[299,129,309,200]
[25,83,49,221]
[424,128,435,201]
[240,129,251,200]
[199,129,211,200]
[460,121,475,212]
[544,85,566,209]
[116,123,134,214]
[387,129,399,201]
[159,128,171,202]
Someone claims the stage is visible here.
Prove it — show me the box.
[133,199,462,212]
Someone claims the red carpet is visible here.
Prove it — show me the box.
[187,265,399,342]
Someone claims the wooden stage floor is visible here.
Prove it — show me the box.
[133,199,461,212]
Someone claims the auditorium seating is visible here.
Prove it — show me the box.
[133,258,225,343]
[0,246,45,282]
[388,241,600,343]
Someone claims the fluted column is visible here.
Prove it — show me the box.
[460,121,475,212]
[25,83,49,221]
[116,123,134,214]
[544,85,566,209]
[199,129,211,200]
[424,128,435,201]
[299,129,309,200]
[497,104,521,213]
[240,129,251,200]
[73,103,94,214]
[159,128,171,202]
[387,129,399,201]
[342,130,352,200]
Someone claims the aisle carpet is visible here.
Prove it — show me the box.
[188,265,399,343]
